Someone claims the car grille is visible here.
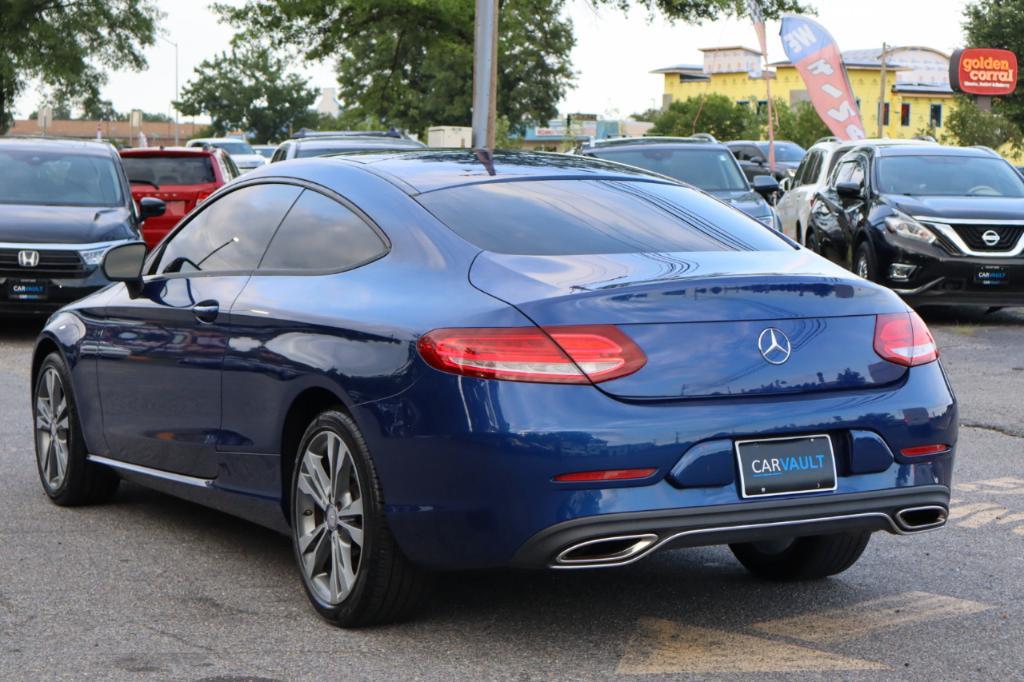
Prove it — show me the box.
[950,224,1024,252]
[0,248,86,277]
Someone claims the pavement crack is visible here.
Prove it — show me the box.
[961,422,1024,440]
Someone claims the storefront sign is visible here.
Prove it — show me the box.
[950,48,1018,96]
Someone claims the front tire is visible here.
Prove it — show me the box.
[729,531,871,580]
[33,352,119,506]
[290,409,427,627]
[854,241,878,282]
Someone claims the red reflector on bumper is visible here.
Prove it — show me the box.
[900,444,950,457]
[554,468,657,482]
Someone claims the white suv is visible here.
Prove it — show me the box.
[776,137,937,243]
[185,137,267,173]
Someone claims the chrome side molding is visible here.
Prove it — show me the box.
[86,454,215,488]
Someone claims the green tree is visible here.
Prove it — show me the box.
[943,96,1022,149]
[650,94,759,140]
[0,0,160,133]
[215,0,575,136]
[80,94,119,121]
[597,0,809,21]
[174,45,319,143]
[771,99,831,148]
[963,1,1024,134]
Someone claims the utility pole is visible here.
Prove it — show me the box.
[471,0,498,150]
[160,36,180,145]
[877,42,888,138]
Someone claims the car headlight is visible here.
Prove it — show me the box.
[79,247,109,266]
[884,212,935,244]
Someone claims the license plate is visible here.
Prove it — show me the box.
[975,265,1008,286]
[735,434,837,498]
[7,279,48,301]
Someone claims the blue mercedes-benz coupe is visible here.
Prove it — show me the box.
[31,151,957,626]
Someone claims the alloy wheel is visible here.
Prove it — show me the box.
[856,255,870,279]
[35,367,70,491]
[294,430,364,605]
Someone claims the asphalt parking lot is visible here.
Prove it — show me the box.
[1,307,1022,681]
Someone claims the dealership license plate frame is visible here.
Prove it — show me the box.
[6,278,48,301]
[735,433,838,499]
[974,264,1009,286]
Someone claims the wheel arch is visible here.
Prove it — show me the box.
[278,386,351,524]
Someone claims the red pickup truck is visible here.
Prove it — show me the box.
[120,147,240,248]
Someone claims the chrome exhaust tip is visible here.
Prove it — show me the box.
[554,533,658,567]
[895,505,948,532]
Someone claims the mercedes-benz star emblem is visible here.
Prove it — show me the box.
[757,328,792,365]
[981,230,1001,247]
[17,250,40,268]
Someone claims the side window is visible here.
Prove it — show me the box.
[805,151,823,185]
[223,154,240,179]
[156,183,302,275]
[793,152,812,185]
[259,190,387,272]
[833,160,858,187]
[729,147,745,161]
[271,145,287,163]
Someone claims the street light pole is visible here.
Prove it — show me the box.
[160,36,180,145]
[471,0,498,150]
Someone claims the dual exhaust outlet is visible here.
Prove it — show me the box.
[553,505,948,568]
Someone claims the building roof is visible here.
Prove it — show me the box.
[649,63,705,75]
[892,82,954,95]
[698,46,761,54]
[768,51,912,70]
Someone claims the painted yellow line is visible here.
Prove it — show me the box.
[616,618,885,674]
[752,592,991,644]
[948,502,1003,520]
[958,506,1010,528]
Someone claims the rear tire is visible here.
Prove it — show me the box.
[729,531,871,580]
[289,409,428,627]
[33,353,120,506]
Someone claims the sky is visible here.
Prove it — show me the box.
[15,0,968,122]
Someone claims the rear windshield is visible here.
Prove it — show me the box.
[592,147,748,192]
[417,179,789,255]
[876,155,1024,197]
[0,149,123,207]
[122,156,216,186]
[756,142,805,162]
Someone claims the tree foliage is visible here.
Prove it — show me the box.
[650,94,759,140]
[594,0,810,23]
[0,0,160,133]
[175,45,319,143]
[771,99,831,148]
[963,0,1024,135]
[215,0,575,135]
[943,96,1022,150]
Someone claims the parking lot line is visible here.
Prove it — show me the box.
[751,591,991,644]
[616,618,886,674]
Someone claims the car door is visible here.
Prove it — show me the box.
[221,187,390,462]
[95,182,302,477]
[812,156,867,267]
[778,149,818,240]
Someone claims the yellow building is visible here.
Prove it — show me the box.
[653,46,956,140]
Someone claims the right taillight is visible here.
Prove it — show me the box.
[873,311,938,367]
[417,325,646,384]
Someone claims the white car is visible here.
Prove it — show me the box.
[776,137,937,244]
[185,138,267,173]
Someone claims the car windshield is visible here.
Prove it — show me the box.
[0,148,123,207]
[417,179,788,255]
[756,142,805,162]
[209,140,255,155]
[592,148,749,192]
[877,155,1024,197]
[122,156,216,186]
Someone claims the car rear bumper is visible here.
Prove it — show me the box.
[511,485,949,569]
[359,361,957,571]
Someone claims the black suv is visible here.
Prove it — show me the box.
[726,140,806,182]
[808,144,1024,307]
[0,139,164,314]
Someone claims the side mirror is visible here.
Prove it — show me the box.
[836,181,863,200]
[139,197,166,221]
[752,174,780,198]
[102,242,147,288]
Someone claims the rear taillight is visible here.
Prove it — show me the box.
[196,191,213,204]
[900,443,950,457]
[554,468,657,482]
[873,311,938,367]
[417,325,646,384]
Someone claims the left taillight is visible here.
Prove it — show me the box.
[873,311,938,367]
[417,325,646,384]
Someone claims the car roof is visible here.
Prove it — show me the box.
[283,149,668,194]
[295,136,426,150]
[584,141,727,153]
[120,146,216,157]
[0,137,115,157]
[727,139,801,147]
[865,144,1000,158]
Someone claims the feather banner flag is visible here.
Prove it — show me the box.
[779,15,866,141]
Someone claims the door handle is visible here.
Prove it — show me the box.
[191,300,220,323]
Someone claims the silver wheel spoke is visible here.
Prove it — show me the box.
[339,496,362,519]
[35,397,52,430]
[36,368,71,490]
[301,524,330,578]
[338,520,363,547]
